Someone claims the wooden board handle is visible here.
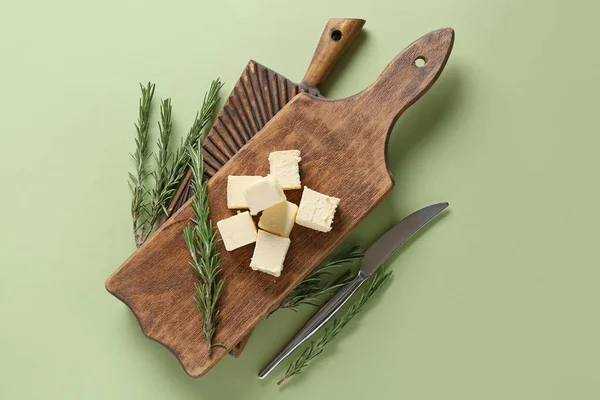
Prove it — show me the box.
[359,28,454,127]
[301,18,365,90]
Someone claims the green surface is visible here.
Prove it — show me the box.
[1,0,599,399]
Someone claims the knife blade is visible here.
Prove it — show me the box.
[258,202,449,379]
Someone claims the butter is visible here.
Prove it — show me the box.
[243,175,286,215]
[268,150,301,190]
[258,201,298,238]
[227,176,262,209]
[295,187,340,232]
[250,230,291,277]
[216,211,257,251]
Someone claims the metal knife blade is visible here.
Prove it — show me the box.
[258,202,449,379]
[360,202,449,276]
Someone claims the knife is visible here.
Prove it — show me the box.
[258,202,449,379]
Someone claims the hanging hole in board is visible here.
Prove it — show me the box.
[331,30,342,41]
[414,57,426,67]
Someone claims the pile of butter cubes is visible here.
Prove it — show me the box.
[216,150,340,277]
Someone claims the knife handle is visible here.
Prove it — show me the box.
[301,18,365,91]
[258,272,367,379]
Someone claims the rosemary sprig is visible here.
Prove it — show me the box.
[143,98,175,241]
[278,267,392,385]
[130,79,224,246]
[169,79,224,189]
[274,246,363,313]
[129,82,155,247]
[183,146,224,357]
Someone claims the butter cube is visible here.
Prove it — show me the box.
[243,175,286,215]
[295,187,340,232]
[250,230,291,277]
[227,175,262,209]
[269,150,301,190]
[258,201,298,238]
[216,211,257,251]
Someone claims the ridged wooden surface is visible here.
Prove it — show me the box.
[171,61,320,213]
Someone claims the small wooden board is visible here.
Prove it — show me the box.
[106,28,454,377]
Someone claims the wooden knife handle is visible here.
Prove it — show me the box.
[301,18,365,91]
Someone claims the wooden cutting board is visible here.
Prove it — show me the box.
[106,28,454,377]
[162,18,364,356]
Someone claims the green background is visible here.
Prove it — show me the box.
[1,0,599,399]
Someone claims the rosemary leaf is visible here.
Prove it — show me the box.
[143,98,174,240]
[130,82,155,247]
[275,246,363,313]
[278,267,392,385]
[183,146,224,356]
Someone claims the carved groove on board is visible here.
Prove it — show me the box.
[230,94,254,142]
[260,67,275,120]
[212,125,236,159]
[202,137,228,170]
[218,115,243,150]
[223,105,249,144]
[190,61,319,187]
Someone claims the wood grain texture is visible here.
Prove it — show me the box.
[301,18,365,89]
[162,18,365,356]
[106,28,454,377]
